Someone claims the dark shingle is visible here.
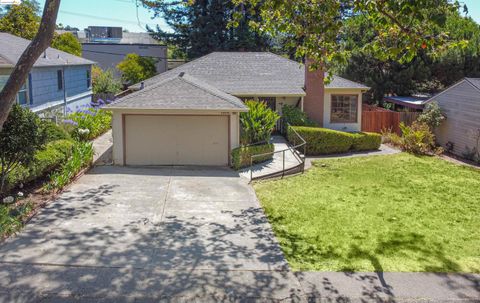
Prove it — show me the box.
[0,33,94,67]
[107,73,247,111]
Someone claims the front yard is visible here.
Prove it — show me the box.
[254,153,480,273]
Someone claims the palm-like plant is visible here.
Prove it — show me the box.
[240,100,279,144]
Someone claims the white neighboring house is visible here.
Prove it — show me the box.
[425,78,480,157]
[105,52,369,166]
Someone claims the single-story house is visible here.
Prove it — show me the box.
[0,32,95,115]
[383,95,430,112]
[106,52,369,166]
[425,78,480,157]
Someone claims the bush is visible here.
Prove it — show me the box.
[0,104,46,195]
[46,141,94,191]
[418,101,445,130]
[282,105,316,126]
[288,126,354,155]
[351,132,382,151]
[5,140,74,193]
[40,120,71,142]
[231,143,274,170]
[63,107,112,141]
[92,66,122,95]
[240,101,279,144]
[387,122,441,155]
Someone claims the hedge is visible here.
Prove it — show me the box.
[41,120,71,142]
[288,126,381,155]
[351,132,382,151]
[231,143,274,170]
[5,139,74,192]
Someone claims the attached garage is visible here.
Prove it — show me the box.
[106,73,247,166]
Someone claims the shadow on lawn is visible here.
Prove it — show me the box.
[0,179,300,301]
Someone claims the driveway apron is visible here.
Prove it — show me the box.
[0,166,303,302]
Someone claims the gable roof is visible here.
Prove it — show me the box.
[131,52,368,96]
[425,78,480,103]
[0,32,94,67]
[107,72,247,111]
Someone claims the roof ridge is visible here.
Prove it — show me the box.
[179,73,243,108]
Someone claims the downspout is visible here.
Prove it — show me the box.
[62,66,67,116]
[300,96,304,111]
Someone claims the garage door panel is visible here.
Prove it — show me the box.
[125,115,229,166]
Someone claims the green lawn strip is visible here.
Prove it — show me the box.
[0,200,33,239]
[254,153,480,273]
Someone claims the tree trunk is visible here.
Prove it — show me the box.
[0,0,61,131]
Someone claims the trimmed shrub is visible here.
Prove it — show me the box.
[288,126,354,155]
[231,143,274,170]
[282,105,316,126]
[41,120,71,142]
[5,139,74,192]
[351,132,382,151]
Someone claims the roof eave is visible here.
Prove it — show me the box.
[105,106,248,112]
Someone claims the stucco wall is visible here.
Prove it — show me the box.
[110,109,242,165]
[323,88,363,132]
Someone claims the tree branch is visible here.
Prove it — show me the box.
[0,0,61,131]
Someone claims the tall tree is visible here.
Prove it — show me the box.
[142,0,271,59]
[0,0,41,39]
[0,0,61,130]
[117,54,157,85]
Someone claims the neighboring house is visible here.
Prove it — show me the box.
[0,32,95,115]
[106,52,368,166]
[424,78,480,157]
[80,26,168,77]
[383,95,430,112]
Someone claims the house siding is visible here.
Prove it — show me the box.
[432,81,480,156]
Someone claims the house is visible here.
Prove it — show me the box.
[80,26,168,77]
[0,33,95,114]
[424,78,480,157]
[106,52,369,166]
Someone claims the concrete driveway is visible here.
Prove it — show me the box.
[0,166,302,302]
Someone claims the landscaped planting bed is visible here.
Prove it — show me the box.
[231,143,274,169]
[254,153,480,273]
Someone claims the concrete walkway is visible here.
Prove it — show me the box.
[92,130,113,166]
[240,136,302,180]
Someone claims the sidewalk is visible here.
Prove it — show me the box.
[92,130,113,166]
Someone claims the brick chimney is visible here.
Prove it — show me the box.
[303,58,325,126]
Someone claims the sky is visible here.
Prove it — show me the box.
[36,0,480,33]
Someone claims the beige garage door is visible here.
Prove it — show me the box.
[124,115,229,166]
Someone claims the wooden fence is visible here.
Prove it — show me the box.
[362,107,419,134]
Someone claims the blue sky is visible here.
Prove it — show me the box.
[37,0,480,33]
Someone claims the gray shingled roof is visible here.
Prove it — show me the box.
[131,52,368,95]
[107,72,247,111]
[0,32,94,67]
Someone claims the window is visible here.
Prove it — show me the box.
[258,97,276,111]
[330,95,358,123]
[57,70,63,90]
[86,69,91,88]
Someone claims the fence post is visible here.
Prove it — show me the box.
[250,157,253,181]
[282,150,285,178]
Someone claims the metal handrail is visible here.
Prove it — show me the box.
[249,121,307,181]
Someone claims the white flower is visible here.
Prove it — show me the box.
[17,192,24,197]
[2,196,14,204]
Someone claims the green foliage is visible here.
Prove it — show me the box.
[0,105,46,194]
[288,126,354,155]
[0,200,33,239]
[117,53,157,85]
[0,0,40,39]
[142,0,272,59]
[351,132,382,151]
[231,143,274,170]
[64,108,112,141]
[254,153,480,272]
[40,120,71,142]
[92,66,122,95]
[6,139,74,193]
[418,101,445,130]
[462,128,480,163]
[281,105,316,126]
[387,122,441,155]
[51,32,82,56]
[240,101,279,144]
[46,142,94,191]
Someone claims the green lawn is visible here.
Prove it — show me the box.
[254,153,480,273]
